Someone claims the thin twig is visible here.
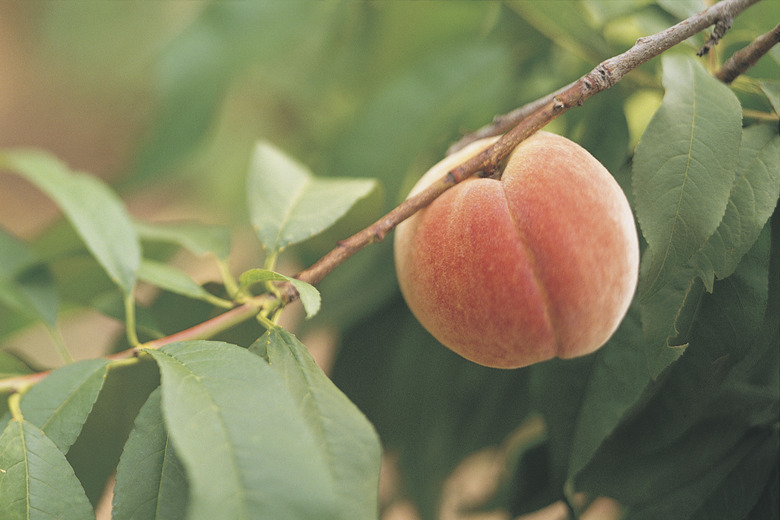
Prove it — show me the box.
[716,22,780,83]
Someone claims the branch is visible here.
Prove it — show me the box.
[716,22,780,83]
[448,0,762,153]
[285,0,763,301]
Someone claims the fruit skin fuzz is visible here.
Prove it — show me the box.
[394,132,639,369]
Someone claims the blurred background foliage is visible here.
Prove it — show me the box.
[1,1,778,519]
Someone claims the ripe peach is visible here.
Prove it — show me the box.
[394,131,639,369]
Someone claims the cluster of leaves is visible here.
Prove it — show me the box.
[0,142,381,518]
[0,2,779,520]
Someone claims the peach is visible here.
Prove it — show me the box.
[394,131,639,369]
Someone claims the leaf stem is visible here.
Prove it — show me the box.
[124,290,140,347]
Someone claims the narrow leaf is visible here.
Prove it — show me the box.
[693,124,780,291]
[246,141,376,255]
[112,387,187,520]
[147,341,337,520]
[0,150,141,294]
[134,220,231,260]
[239,268,321,319]
[250,328,382,520]
[0,419,94,520]
[633,54,742,298]
[138,259,231,308]
[20,359,109,453]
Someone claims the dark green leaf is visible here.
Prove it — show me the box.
[0,419,94,520]
[20,359,109,453]
[239,268,320,319]
[633,54,743,298]
[147,341,338,520]
[246,141,376,256]
[250,328,381,520]
[0,229,58,326]
[0,150,140,294]
[134,220,231,260]
[693,124,780,291]
[112,387,187,520]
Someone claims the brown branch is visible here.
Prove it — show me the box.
[716,22,780,83]
[448,0,762,153]
[285,0,763,301]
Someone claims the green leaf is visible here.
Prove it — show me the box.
[239,268,321,319]
[134,219,231,260]
[147,341,338,520]
[246,141,376,255]
[633,54,743,298]
[0,229,58,326]
[112,387,187,520]
[138,259,231,308]
[250,328,381,520]
[760,80,780,115]
[0,150,141,294]
[20,359,109,454]
[693,124,780,291]
[0,419,94,520]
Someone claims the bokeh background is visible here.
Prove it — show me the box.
[1,2,778,519]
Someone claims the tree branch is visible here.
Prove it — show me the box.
[716,22,780,83]
[286,0,763,301]
[448,0,762,153]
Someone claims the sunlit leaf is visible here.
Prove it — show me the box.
[138,259,231,308]
[246,141,376,256]
[239,268,321,319]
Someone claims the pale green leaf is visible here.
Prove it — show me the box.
[633,54,742,298]
[239,268,321,319]
[760,80,780,115]
[138,259,231,308]
[0,419,94,520]
[112,387,187,520]
[246,141,376,255]
[147,341,338,520]
[20,359,109,453]
[693,124,780,291]
[134,220,231,260]
[0,150,141,294]
[0,352,33,380]
[250,328,381,520]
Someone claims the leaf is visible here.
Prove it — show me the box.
[0,149,141,294]
[692,124,780,291]
[239,268,321,319]
[134,220,231,260]
[112,387,187,520]
[632,54,743,299]
[20,359,109,454]
[147,341,338,520]
[760,80,780,115]
[0,419,94,520]
[246,141,376,256]
[249,328,381,520]
[0,229,58,326]
[138,259,231,308]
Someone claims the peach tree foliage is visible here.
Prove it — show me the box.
[0,2,778,520]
